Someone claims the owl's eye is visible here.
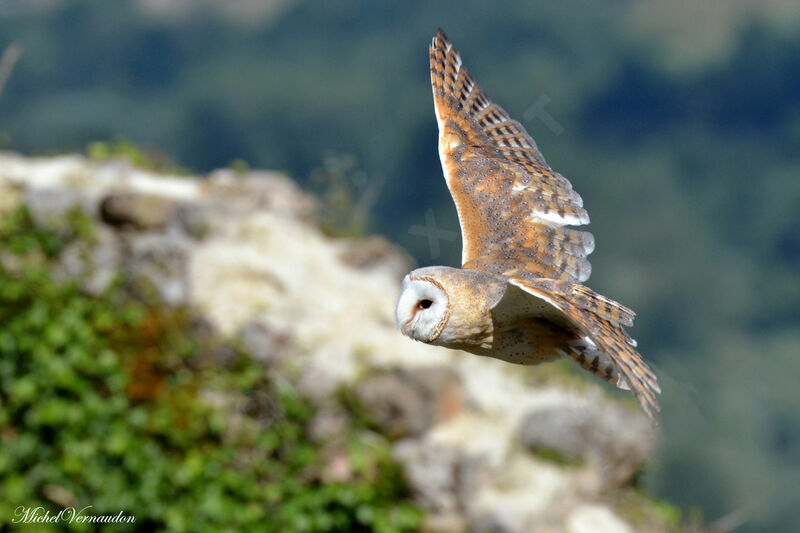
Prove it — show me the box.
[418,299,433,310]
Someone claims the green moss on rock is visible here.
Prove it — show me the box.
[0,206,423,532]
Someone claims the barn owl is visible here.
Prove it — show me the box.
[396,29,661,422]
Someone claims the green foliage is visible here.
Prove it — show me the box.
[229,158,251,175]
[310,153,379,238]
[87,138,186,174]
[610,491,698,533]
[650,499,683,527]
[0,207,422,532]
[530,447,584,468]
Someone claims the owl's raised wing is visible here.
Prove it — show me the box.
[505,275,660,422]
[431,29,593,283]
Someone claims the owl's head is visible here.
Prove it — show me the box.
[396,271,450,343]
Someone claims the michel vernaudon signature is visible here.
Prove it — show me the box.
[12,505,136,525]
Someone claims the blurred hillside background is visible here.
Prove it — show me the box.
[1,0,799,531]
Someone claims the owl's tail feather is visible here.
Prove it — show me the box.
[564,329,661,425]
[561,285,661,424]
[507,277,661,424]
[564,339,630,390]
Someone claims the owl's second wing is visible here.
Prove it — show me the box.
[430,30,594,283]
[505,275,661,423]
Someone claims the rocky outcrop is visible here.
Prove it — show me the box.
[357,366,464,439]
[0,152,685,533]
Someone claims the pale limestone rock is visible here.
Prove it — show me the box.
[0,153,199,200]
[23,187,94,229]
[126,229,193,305]
[356,366,463,439]
[205,168,317,222]
[100,192,178,230]
[393,440,461,511]
[55,224,121,295]
[567,504,632,533]
[237,320,291,366]
[0,179,20,215]
[519,400,655,487]
[336,235,414,280]
[422,512,466,533]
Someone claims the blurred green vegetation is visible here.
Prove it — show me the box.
[0,1,799,531]
[0,207,422,532]
[86,138,186,174]
[311,152,378,238]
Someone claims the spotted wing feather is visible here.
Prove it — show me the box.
[431,29,593,283]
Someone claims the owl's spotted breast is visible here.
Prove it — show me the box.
[484,320,569,365]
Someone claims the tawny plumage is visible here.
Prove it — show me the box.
[396,29,660,423]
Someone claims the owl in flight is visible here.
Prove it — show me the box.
[396,29,661,422]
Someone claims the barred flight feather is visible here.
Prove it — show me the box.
[431,29,593,283]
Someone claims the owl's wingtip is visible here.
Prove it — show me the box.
[433,28,450,47]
